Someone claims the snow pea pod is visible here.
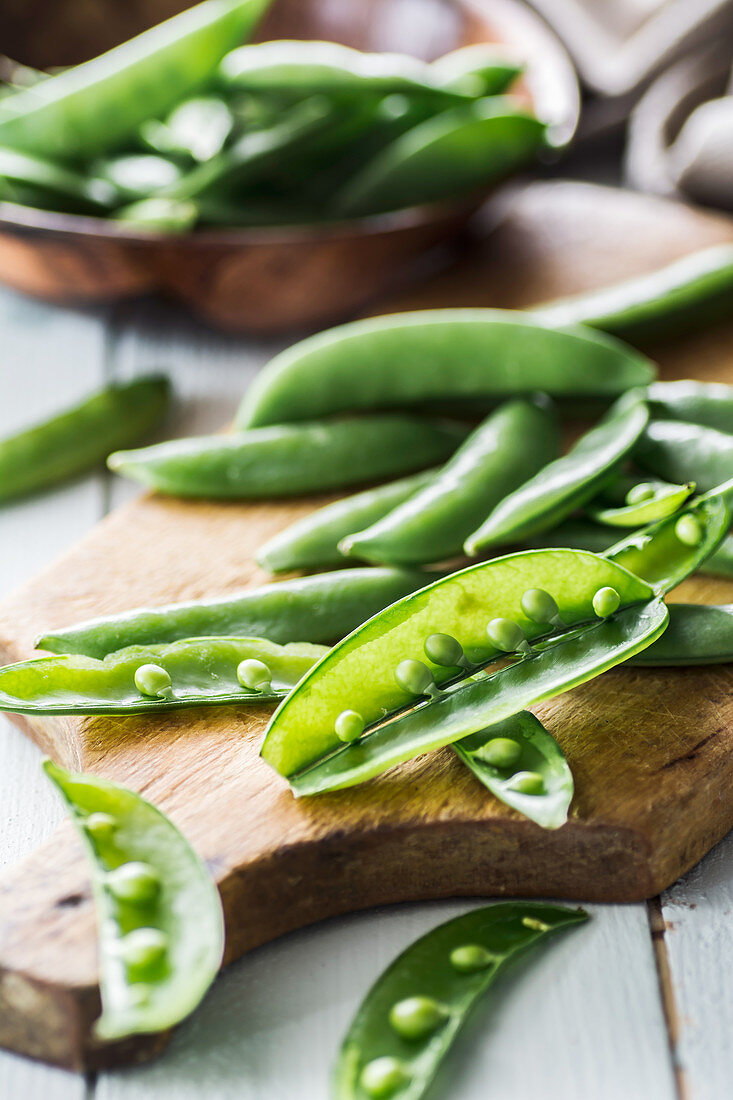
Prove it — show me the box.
[635,420,733,494]
[0,0,270,159]
[0,147,118,211]
[645,380,733,434]
[0,375,170,504]
[262,548,655,780]
[533,244,733,342]
[37,567,433,658]
[341,399,559,566]
[142,96,234,162]
[587,479,695,527]
[236,310,655,429]
[335,902,587,1100]
[115,197,198,233]
[108,416,465,499]
[465,391,649,553]
[257,469,437,574]
[43,760,224,1040]
[92,153,183,200]
[0,637,326,715]
[452,711,573,829]
[629,603,733,665]
[337,97,546,216]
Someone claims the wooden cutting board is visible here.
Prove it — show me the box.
[1,180,732,1073]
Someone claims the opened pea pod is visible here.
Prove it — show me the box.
[586,478,696,528]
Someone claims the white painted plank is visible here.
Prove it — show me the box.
[661,829,733,1100]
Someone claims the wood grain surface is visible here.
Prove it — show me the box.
[0,180,732,1072]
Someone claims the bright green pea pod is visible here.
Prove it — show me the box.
[114,197,198,233]
[36,567,433,658]
[342,399,559,566]
[645,380,733,434]
[429,45,523,96]
[0,375,170,504]
[335,902,587,1100]
[635,420,733,493]
[108,416,465,499]
[257,470,437,574]
[236,310,655,429]
[465,391,649,553]
[43,759,224,1039]
[702,533,733,578]
[606,487,731,594]
[337,97,546,216]
[0,637,326,715]
[0,147,118,211]
[262,548,656,779]
[220,40,473,102]
[0,0,271,159]
[587,480,695,527]
[533,244,733,342]
[92,153,183,200]
[452,711,573,829]
[629,603,733,666]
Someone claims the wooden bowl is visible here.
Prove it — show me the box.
[0,0,579,332]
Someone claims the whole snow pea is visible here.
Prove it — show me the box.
[261,548,656,780]
[635,420,733,494]
[92,154,183,200]
[0,0,270,159]
[0,147,118,212]
[341,399,559,566]
[587,479,695,527]
[257,469,437,574]
[115,197,198,233]
[629,603,733,665]
[645,380,733,434]
[533,244,733,342]
[37,567,433,658]
[337,97,546,216]
[108,416,465,499]
[465,390,649,553]
[236,310,655,429]
[335,902,587,1100]
[0,375,170,504]
[0,637,326,715]
[453,711,572,829]
[43,760,224,1040]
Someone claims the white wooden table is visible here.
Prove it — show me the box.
[0,285,731,1100]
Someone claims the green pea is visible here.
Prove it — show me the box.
[522,916,551,932]
[520,588,562,626]
[134,663,173,699]
[117,927,168,975]
[675,514,703,546]
[388,995,448,1041]
[449,943,495,973]
[423,633,464,667]
[474,736,522,769]
[359,1056,410,1099]
[84,812,117,842]
[504,771,545,795]
[106,862,161,906]
[592,587,620,619]
[394,659,436,697]
[486,618,530,654]
[236,657,272,692]
[626,482,657,505]
[335,709,365,743]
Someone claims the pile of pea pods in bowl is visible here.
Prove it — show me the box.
[0,0,579,329]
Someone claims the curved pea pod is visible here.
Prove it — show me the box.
[219,40,472,102]
[587,479,696,528]
[261,548,658,780]
[465,391,649,554]
[36,567,433,658]
[235,309,655,429]
[606,485,732,593]
[43,760,224,1039]
[0,375,171,504]
[0,147,119,212]
[337,97,546,216]
[533,244,733,342]
[635,420,733,493]
[341,399,559,566]
[0,637,326,715]
[629,603,733,665]
[108,416,465,500]
[429,45,523,96]
[645,380,733,434]
[92,154,183,200]
[335,902,587,1100]
[452,711,573,829]
[0,0,271,159]
[257,469,437,574]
